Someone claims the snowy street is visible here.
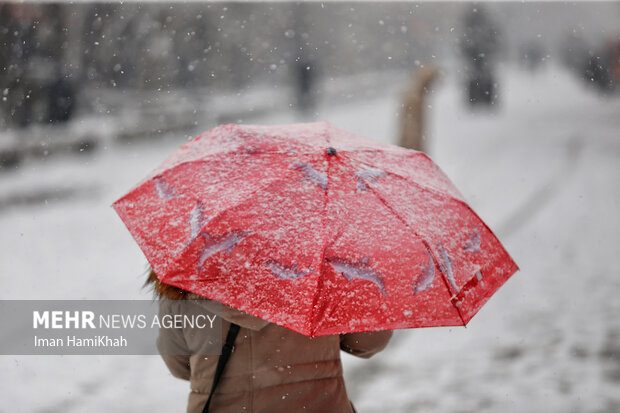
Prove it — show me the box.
[1,65,619,412]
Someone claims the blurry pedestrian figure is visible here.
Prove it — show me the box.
[582,48,614,94]
[0,4,40,128]
[148,270,392,413]
[47,69,76,124]
[460,5,501,107]
[294,59,317,116]
[398,65,438,153]
[0,4,71,128]
[609,39,620,87]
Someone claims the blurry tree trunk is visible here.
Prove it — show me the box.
[398,65,438,153]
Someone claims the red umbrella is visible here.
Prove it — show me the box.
[113,122,518,336]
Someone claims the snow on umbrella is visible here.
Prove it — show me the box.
[113,122,518,336]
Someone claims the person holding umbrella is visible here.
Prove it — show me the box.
[115,122,517,412]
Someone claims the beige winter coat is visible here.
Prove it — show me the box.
[157,298,392,413]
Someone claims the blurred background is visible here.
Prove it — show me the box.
[1,1,619,412]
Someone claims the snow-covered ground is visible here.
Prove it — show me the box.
[1,65,619,412]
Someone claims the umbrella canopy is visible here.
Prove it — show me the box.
[113,122,518,336]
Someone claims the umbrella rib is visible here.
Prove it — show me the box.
[360,181,468,326]
[309,129,333,336]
